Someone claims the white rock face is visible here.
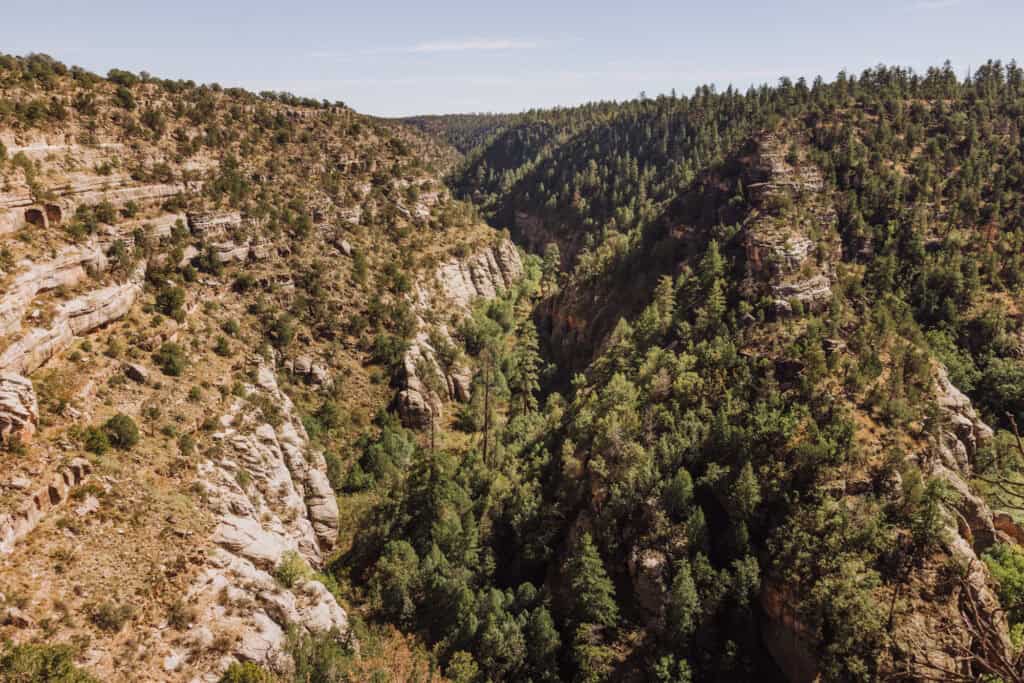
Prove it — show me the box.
[187,211,242,238]
[1,176,190,236]
[0,373,38,443]
[0,263,145,375]
[397,240,524,429]
[183,365,346,679]
[434,239,525,311]
[0,244,108,338]
[929,364,998,547]
[742,134,840,316]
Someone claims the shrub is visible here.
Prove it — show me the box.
[219,662,277,683]
[213,335,231,357]
[155,285,185,319]
[274,551,309,588]
[232,273,256,293]
[83,426,110,455]
[89,601,133,632]
[370,333,408,374]
[167,599,195,630]
[324,451,345,492]
[221,319,241,336]
[114,85,135,110]
[103,414,139,450]
[0,642,97,682]
[268,315,296,349]
[154,342,188,376]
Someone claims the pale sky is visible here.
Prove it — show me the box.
[1,0,1020,116]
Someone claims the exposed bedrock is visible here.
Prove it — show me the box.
[396,240,523,429]
[0,373,38,444]
[0,262,146,376]
[0,458,91,555]
[175,365,346,679]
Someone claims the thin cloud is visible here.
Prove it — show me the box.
[308,38,537,59]
[410,39,536,53]
[913,0,961,9]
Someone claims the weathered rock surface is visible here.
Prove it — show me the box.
[0,262,145,375]
[181,365,346,679]
[187,211,242,238]
[123,363,149,384]
[742,134,840,315]
[2,176,190,236]
[0,243,108,338]
[760,580,820,683]
[0,458,91,555]
[396,240,524,429]
[0,373,38,444]
[434,239,524,311]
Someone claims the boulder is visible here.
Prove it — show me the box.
[396,388,433,430]
[304,466,339,551]
[0,374,38,443]
[309,363,330,386]
[124,363,149,384]
[294,355,312,375]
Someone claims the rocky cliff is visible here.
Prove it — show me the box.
[742,133,841,316]
[396,240,524,429]
[167,365,347,680]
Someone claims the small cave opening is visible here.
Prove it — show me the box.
[24,208,46,228]
[45,204,62,225]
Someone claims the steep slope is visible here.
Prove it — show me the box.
[388,62,1024,682]
[0,53,520,682]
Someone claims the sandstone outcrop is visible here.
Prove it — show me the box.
[0,374,38,444]
[434,239,524,311]
[0,458,91,555]
[742,134,840,315]
[0,244,108,338]
[396,240,524,429]
[0,263,145,375]
[177,365,345,679]
[2,173,190,236]
[187,211,242,239]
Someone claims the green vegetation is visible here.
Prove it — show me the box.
[103,414,139,450]
[6,47,1024,681]
[153,342,188,376]
[0,642,97,683]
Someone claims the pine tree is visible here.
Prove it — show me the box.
[542,242,562,294]
[509,319,542,415]
[668,561,699,641]
[568,533,619,628]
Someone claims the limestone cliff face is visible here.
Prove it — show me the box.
[0,132,203,237]
[0,373,38,445]
[742,133,841,316]
[396,240,524,429]
[0,457,91,556]
[0,262,145,376]
[169,365,346,680]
